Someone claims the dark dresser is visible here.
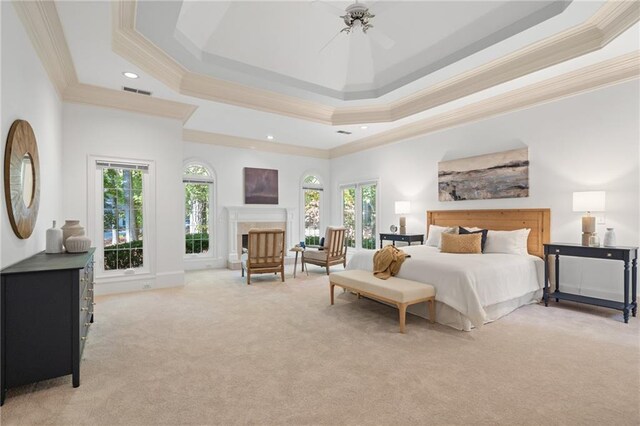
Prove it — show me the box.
[1,248,95,405]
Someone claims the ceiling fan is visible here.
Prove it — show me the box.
[315,1,395,52]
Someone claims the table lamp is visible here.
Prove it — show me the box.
[395,201,410,235]
[572,191,605,246]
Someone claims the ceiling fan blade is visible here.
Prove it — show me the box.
[310,0,345,17]
[319,30,343,53]
[369,28,395,50]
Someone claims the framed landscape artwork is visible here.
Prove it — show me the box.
[438,148,529,201]
[244,167,279,204]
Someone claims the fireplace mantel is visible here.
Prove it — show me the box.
[225,206,295,265]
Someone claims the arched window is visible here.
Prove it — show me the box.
[184,163,214,256]
[302,174,323,245]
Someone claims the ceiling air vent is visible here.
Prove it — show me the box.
[123,86,152,96]
[336,130,352,135]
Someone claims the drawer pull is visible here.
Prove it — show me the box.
[607,253,612,257]
[88,288,94,292]
[81,307,88,312]
[84,296,91,301]
[81,337,86,341]
[555,249,560,253]
[81,278,86,282]
[92,302,96,306]
[84,322,90,327]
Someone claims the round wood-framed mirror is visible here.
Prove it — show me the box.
[4,120,40,239]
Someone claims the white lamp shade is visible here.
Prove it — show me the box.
[395,201,411,215]
[572,191,605,212]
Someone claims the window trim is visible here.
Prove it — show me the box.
[88,155,156,279]
[338,179,379,250]
[183,160,217,260]
[300,171,325,246]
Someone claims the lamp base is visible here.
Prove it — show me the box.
[399,217,406,235]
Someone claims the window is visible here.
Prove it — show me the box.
[99,161,149,272]
[184,164,214,256]
[302,175,323,245]
[341,181,378,249]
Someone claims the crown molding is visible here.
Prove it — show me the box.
[181,72,334,124]
[12,0,78,96]
[64,83,197,122]
[113,0,639,125]
[183,129,331,159]
[329,51,640,158]
[111,1,185,91]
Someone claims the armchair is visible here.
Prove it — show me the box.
[303,226,347,275]
[241,228,285,285]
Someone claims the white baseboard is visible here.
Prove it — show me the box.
[94,270,184,296]
[184,257,226,271]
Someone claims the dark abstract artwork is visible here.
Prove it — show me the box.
[438,148,529,201]
[244,167,279,204]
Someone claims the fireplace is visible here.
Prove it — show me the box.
[225,206,295,269]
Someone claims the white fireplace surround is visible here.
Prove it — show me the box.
[226,206,295,264]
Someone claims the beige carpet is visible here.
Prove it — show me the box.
[1,267,639,425]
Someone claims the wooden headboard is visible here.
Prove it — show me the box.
[426,208,550,258]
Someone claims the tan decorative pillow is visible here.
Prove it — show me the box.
[440,233,482,254]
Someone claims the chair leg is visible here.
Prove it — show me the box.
[304,261,309,276]
[281,265,285,282]
[326,265,330,275]
[330,283,335,305]
[246,272,251,285]
[241,267,244,277]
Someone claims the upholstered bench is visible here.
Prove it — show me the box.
[329,270,436,333]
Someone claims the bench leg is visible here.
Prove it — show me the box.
[427,298,435,324]
[330,283,335,305]
[398,303,407,333]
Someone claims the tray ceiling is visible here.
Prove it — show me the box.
[136,0,571,101]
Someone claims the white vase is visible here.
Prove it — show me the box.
[603,228,616,247]
[45,220,63,254]
[65,235,92,253]
[61,220,85,246]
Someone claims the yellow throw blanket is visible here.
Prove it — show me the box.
[373,245,407,280]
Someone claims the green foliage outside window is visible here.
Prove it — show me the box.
[103,168,144,270]
[184,165,212,255]
[342,187,356,248]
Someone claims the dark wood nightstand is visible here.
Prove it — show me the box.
[379,233,424,249]
[543,243,638,323]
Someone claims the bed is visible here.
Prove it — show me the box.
[347,208,551,331]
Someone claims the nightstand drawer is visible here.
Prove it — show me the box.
[547,245,625,260]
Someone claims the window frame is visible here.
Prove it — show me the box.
[183,161,215,259]
[339,179,379,250]
[300,172,325,246]
[88,155,156,279]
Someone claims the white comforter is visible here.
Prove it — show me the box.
[347,245,544,328]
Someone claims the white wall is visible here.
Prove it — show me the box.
[183,142,331,269]
[62,103,184,294]
[1,3,63,268]
[331,80,640,300]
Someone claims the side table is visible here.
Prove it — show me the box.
[379,233,425,249]
[290,247,305,278]
[543,243,638,323]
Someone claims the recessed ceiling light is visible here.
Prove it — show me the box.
[122,72,139,79]
[267,135,274,140]
[360,125,368,130]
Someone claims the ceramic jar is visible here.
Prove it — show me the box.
[603,228,616,247]
[61,220,85,245]
[46,220,63,254]
[65,235,92,253]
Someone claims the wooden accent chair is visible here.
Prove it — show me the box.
[241,229,285,285]
[303,226,347,275]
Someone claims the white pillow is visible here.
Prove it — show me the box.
[426,225,458,248]
[484,228,531,255]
